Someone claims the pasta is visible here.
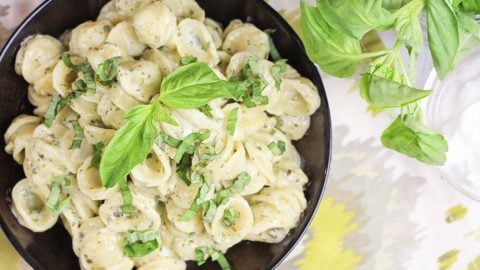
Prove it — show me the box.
[5,1,321,269]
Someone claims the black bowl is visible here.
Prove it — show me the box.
[0,0,331,269]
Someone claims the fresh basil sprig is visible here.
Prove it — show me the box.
[100,62,238,188]
[300,0,480,165]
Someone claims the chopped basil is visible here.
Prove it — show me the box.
[215,172,251,205]
[226,107,239,136]
[70,120,84,149]
[181,56,198,65]
[265,29,282,61]
[179,177,212,222]
[118,179,133,213]
[201,200,217,223]
[268,140,286,156]
[271,59,287,90]
[173,131,211,163]
[62,55,96,95]
[222,208,240,227]
[96,56,122,86]
[195,246,231,270]
[231,57,269,108]
[44,90,85,128]
[199,104,213,118]
[46,176,71,215]
[123,230,160,257]
[91,142,105,169]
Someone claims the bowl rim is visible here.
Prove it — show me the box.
[0,0,332,269]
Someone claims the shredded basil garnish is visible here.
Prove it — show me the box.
[62,55,96,95]
[178,177,212,222]
[265,29,282,61]
[96,56,122,86]
[272,59,287,90]
[222,207,240,227]
[123,230,160,257]
[70,120,84,149]
[268,140,286,156]
[118,179,133,213]
[181,56,198,65]
[215,172,251,205]
[195,246,231,270]
[46,176,71,215]
[226,107,239,136]
[91,142,105,169]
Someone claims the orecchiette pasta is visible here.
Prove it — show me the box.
[5,1,321,268]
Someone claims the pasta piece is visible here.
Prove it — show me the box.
[113,0,144,17]
[51,55,83,97]
[142,48,180,76]
[4,115,42,164]
[165,199,203,234]
[270,78,321,117]
[131,144,172,188]
[97,92,125,129]
[273,159,308,188]
[217,51,231,73]
[170,178,206,209]
[204,196,253,247]
[117,59,162,102]
[69,98,101,124]
[161,0,205,22]
[15,35,64,83]
[72,217,105,256]
[171,232,214,261]
[244,137,276,183]
[11,178,58,232]
[23,139,71,197]
[222,23,270,59]
[97,0,126,24]
[222,103,267,141]
[99,190,161,232]
[69,20,112,57]
[132,2,177,49]
[32,62,56,96]
[83,125,116,145]
[176,19,219,65]
[87,42,128,71]
[106,21,146,57]
[79,228,134,270]
[221,161,266,196]
[27,86,50,117]
[77,156,119,200]
[204,18,223,49]
[109,83,142,112]
[247,187,306,243]
[206,137,247,182]
[223,19,243,37]
[275,114,311,140]
[136,247,186,270]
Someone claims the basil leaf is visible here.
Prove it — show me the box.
[99,104,158,188]
[226,108,239,136]
[461,0,480,12]
[300,1,365,77]
[118,179,133,213]
[96,56,122,86]
[91,142,105,169]
[70,120,84,149]
[195,247,231,270]
[153,105,178,126]
[362,75,432,108]
[272,59,287,90]
[222,208,240,227]
[393,0,425,52]
[181,56,198,65]
[215,172,251,205]
[381,116,448,165]
[268,140,286,156]
[383,0,413,12]
[316,0,394,39]
[158,62,235,109]
[427,0,460,79]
